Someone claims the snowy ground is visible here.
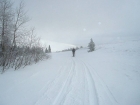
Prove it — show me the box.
[0,39,140,105]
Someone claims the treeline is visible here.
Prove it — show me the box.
[60,47,80,52]
[0,0,49,73]
[45,45,51,53]
[62,47,78,52]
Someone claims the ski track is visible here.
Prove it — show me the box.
[59,57,100,105]
[34,58,74,105]
[52,58,75,105]
[79,58,119,105]
[29,57,118,105]
[76,58,99,105]
[35,57,117,105]
[36,58,71,94]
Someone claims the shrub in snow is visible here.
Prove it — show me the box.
[88,38,95,52]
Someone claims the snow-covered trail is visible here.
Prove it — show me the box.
[34,57,101,105]
[0,40,140,105]
[0,52,118,105]
[32,56,118,105]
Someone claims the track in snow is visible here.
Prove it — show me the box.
[33,57,118,105]
[78,58,119,105]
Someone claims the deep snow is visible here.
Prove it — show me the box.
[0,39,140,105]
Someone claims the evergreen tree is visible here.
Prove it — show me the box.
[88,38,95,52]
[48,45,51,53]
[45,48,48,53]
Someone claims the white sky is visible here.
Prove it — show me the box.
[13,0,140,46]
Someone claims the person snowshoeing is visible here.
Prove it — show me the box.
[72,48,76,57]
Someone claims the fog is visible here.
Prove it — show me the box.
[14,0,140,46]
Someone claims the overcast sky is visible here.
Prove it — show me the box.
[13,0,140,46]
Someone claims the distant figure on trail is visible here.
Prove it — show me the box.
[72,48,76,57]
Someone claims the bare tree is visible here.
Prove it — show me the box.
[0,0,49,73]
[12,1,29,48]
[0,0,13,72]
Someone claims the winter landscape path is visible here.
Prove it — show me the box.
[0,40,140,105]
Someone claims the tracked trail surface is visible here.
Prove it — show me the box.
[33,57,118,105]
[0,55,119,105]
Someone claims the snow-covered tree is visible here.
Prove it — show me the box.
[88,38,95,52]
[48,45,51,53]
